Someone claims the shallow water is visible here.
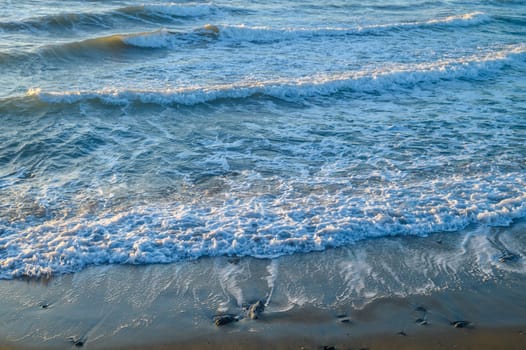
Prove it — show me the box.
[0,0,525,279]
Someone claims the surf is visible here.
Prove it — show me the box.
[18,44,526,107]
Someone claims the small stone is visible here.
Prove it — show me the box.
[248,300,265,320]
[339,318,351,324]
[336,314,348,318]
[213,314,238,326]
[38,301,50,309]
[68,337,84,347]
[322,346,335,350]
[451,320,471,328]
[397,331,407,336]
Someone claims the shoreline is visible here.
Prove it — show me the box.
[1,223,525,349]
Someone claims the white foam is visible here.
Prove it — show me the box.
[425,12,489,26]
[121,28,175,48]
[216,12,490,41]
[25,43,526,106]
[1,169,525,279]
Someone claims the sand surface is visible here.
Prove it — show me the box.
[1,263,526,349]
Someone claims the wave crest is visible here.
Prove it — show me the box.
[23,44,526,106]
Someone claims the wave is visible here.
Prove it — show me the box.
[20,44,526,107]
[0,12,114,32]
[1,170,525,279]
[0,12,492,65]
[0,3,223,33]
[359,11,490,32]
[0,9,486,36]
[0,28,210,65]
[0,26,219,66]
[124,12,491,47]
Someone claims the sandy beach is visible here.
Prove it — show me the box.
[1,222,525,349]
[1,275,526,350]
[2,0,526,349]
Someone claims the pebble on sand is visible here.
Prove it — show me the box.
[248,300,265,320]
[213,314,238,327]
[451,320,471,328]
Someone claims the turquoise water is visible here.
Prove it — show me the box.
[0,0,525,279]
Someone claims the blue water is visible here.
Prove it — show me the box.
[0,0,525,279]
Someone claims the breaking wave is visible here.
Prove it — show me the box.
[0,12,494,65]
[21,44,526,107]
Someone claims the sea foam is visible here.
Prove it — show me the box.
[25,44,526,106]
[1,169,525,279]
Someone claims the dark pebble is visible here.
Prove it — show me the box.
[213,314,238,326]
[68,337,84,347]
[322,346,336,350]
[339,318,351,324]
[248,300,265,320]
[38,301,50,309]
[397,331,407,336]
[336,314,348,318]
[451,320,471,328]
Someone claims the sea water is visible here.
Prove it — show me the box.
[0,0,525,281]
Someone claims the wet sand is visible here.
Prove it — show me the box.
[146,327,526,350]
[1,284,526,350]
[1,223,525,349]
